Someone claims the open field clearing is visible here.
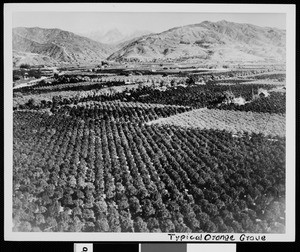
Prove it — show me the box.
[269,87,286,93]
[242,80,286,86]
[244,71,285,79]
[234,71,286,79]
[147,108,285,137]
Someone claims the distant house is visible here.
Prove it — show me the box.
[233,97,247,105]
[258,88,270,98]
[252,88,270,99]
[26,76,48,86]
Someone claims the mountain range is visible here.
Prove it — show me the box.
[12,21,286,67]
[81,29,152,45]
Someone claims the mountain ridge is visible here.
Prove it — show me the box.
[13,27,114,66]
[12,21,286,66]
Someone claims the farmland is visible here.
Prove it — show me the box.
[147,108,285,137]
[12,65,286,233]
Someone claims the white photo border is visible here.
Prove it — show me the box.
[4,3,296,242]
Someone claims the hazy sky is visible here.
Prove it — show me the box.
[13,12,286,34]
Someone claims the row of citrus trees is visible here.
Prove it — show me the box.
[13,101,285,232]
[68,84,284,114]
[14,76,285,115]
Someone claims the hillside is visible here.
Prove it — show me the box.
[13,50,60,67]
[13,27,114,66]
[108,20,286,63]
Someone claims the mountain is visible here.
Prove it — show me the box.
[12,22,286,67]
[82,29,124,45]
[82,29,152,45]
[107,20,286,63]
[99,29,124,44]
[13,27,114,66]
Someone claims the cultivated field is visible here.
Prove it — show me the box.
[147,108,285,137]
[12,66,286,233]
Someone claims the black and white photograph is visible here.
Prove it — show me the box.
[4,3,295,242]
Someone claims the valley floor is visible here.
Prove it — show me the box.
[12,67,286,233]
